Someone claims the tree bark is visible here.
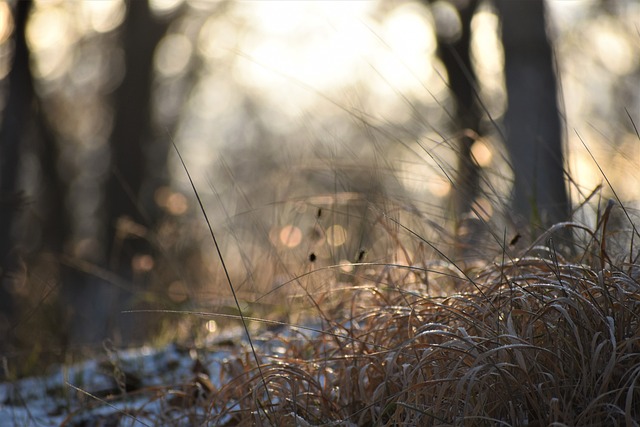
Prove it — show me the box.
[434,0,482,219]
[0,0,32,267]
[106,0,167,271]
[0,0,33,347]
[495,0,570,230]
[98,0,169,344]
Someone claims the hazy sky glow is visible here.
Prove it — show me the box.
[2,0,638,261]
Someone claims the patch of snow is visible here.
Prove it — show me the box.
[0,339,237,426]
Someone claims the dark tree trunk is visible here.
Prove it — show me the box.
[434,0,482,219]
[97,0,169,344]
[0,0,32,266]
[0,0,34,346]
[495,0,570,230]
[426,0,570,240]
[106,0,167,271]
[107,0,166,258]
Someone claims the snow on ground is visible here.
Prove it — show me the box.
[0,330,244,426]
[0,322,324,426]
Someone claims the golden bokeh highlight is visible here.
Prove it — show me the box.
[471,197,493,222]
[149,0,184,16]
[339,260,354,273]
[326,225,347,247]
[132,254,154,273]
[471,140,492,167]
[279,225,303,248]
[205,320,217,334]
[167,281,188,303]
[80,0,125,34]
[0,2,14,44]
[427,176,451,197]
[26,6,75,80]
[155,187,188,216]
[155,33,192,78]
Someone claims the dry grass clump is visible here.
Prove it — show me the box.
[50,191,639,426]
[195,220,640,426]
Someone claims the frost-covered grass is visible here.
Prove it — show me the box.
[3,139,640,425]
[2,131,639,426]
[3,84,639,426]
[6,194,637,426]
[197,206,640,426]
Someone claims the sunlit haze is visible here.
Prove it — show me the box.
[5,0,640,258]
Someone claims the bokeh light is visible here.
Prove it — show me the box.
[326,225,347,247]
[279,225,303,248]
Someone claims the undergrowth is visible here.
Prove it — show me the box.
[28,110,638,425]
[2,6,638,425]
[55,182,640,426]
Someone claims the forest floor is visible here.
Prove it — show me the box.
[3,226,640,426]
[0,325,251,426]
[2,193,640,425]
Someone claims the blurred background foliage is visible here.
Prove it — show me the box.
[0,0,638,376]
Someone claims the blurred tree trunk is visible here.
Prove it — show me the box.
[426,0,570,239]
[431,0,481,219]
[0,0,33,346]
[494,0,570,230]
[106,0,167,263]
[99,0,168,344]
[0,0,71,354]
[0,0,32,266]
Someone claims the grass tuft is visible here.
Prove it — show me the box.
[103,198,640,426]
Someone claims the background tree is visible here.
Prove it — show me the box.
[1,0,174,350]
[494,0,570,230]
[106,0,170,268]
[428,0,570,234]
[429,0,482,220]
[0,0,34,348]
[68,0,172,344]
[0,1,31,263]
